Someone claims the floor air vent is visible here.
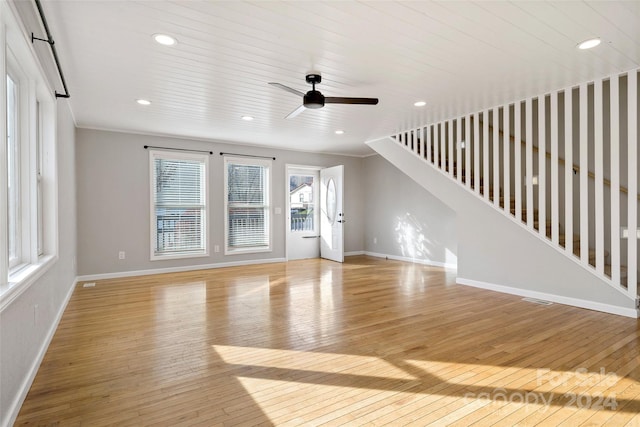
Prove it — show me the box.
[522,297,553,305]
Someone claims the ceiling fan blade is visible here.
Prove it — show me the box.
[285,105,306,119]
[325,97,379,105]
[269,82,305,97]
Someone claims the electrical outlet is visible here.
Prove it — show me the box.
[33,304,38,325]
[118,251,125,260]
[275,207,282,215]
[214,245,220,253]
[373,237,377,245]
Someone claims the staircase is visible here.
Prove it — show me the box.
[368,67,640,316]
[465,172,620,283]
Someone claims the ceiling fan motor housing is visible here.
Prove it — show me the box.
[305,74,322,84]
[269,73,378,117]
[304,90,325,108]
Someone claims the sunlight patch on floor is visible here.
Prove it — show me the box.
[404,359,627,388]
[234,376,420,424]
[213,344,637,422]
[213,345,416,380]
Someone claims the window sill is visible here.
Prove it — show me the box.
[0,255,57,312]
[225,247,273,256]
[150,251,209,262]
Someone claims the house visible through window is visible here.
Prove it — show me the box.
[150,151,208,259]
[289,175,315,232]
[225,157,271,254]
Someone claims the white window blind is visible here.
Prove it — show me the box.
[225,157,271,253]
[151,151,208,258]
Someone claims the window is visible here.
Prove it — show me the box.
[289,173,316,232]
[6,73,20,268]
[1,2,58,306]
[36,100,43,256]
[150,151,208,259]
[224,157,271,254]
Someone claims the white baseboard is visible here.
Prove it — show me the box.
[4,277,77,427]
[364,251,457,270]
[77,257,287,282]
[457,277,639,319]
[76,252,457,282]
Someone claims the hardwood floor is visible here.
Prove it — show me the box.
[15,256,640,426]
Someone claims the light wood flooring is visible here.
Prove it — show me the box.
[15,256,640,426]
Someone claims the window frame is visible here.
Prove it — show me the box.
[6,68,21,269]
[0,1,59,310]
[149,149,210,261]
[224,156,272,255]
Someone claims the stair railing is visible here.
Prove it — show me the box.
[394,68,639,300]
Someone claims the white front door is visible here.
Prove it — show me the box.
[286,167,320,260]
[320,165,344,263]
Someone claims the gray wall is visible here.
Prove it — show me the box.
[0,102,77,426]
[362,154,457,267]
[75,128,365,276]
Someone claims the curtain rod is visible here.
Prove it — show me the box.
[220,152,276,160]
[144,145,213,155]
[31,0,70,99]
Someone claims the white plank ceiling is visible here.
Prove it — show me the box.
[38,0,640,156]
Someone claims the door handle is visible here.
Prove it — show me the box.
[302,236,320,239]
[338,220,346,223]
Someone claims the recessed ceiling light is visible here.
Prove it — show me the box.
[241,115,254,121]
[577,38,601,50]
[153,33,177,46]
[335,130,345,135]
[414,101,427,107]
[136,99,151,106]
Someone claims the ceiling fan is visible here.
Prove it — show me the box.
[268,74,379,119]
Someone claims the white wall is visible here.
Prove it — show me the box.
[0,101,77,427]
[362,154,457,267]
[75,128,365,277]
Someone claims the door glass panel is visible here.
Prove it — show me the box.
[326,178,337,224]
[289,174,315,231]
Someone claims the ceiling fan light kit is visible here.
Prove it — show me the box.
[269,73,379,119]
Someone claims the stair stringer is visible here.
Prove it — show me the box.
[366,136,638,318]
